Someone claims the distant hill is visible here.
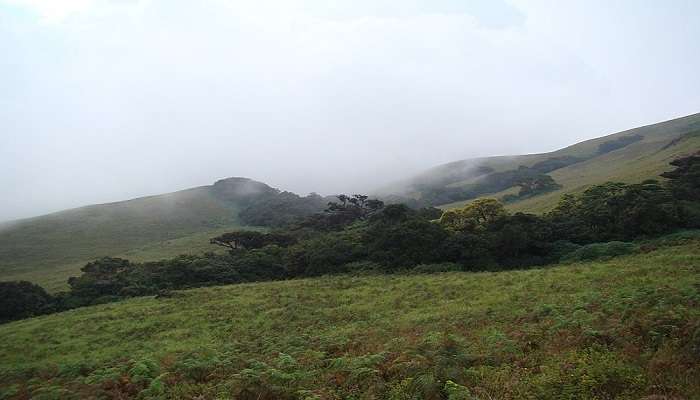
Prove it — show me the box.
[0,177,326,290]
[384,113,700,212]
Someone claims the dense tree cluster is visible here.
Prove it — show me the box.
[419,166,563,205]
[237,192,327,227]
[597,134,643,154]
[2,154,698,323]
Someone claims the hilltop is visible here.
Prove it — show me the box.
[385,113,700,212]
[0,178,326,290]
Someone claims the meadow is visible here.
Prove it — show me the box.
[0,227,235,292]
[1,240,698,399]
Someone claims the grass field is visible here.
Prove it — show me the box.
[1,240,698,399]
[0,227,242,292]
[0,184,257,291]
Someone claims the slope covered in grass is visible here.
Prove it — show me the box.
[0,178,299,289]
[0,227,237,292]
[1,241,698,399]
[389,113,700,212]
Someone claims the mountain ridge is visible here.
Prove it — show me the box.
[383,112,700,211]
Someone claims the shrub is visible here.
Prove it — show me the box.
[548,240,582,262]
[0,281,54,323]
[561,241,637,263]
[411,263,463,274]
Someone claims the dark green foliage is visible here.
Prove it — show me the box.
[326,194,385,221]
[597,134,643,154]
[561,241,638,263]
[548,181,681,242]
[237,191,327,227]
[440,232,493,268]
[364,217,449,269]
[0,281,54,323]
[286,232,365,276]
[420,166,561,205]
[531,155,585,173]
[411,263,463,274]
[67,257,133,300]
[486,213,555,266]
[210,230,295,251]
[661,151,700,201]
[416,207,445,220]
[513,173,561,198]
[548,240,582,262]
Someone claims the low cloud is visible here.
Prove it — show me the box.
[1,0,699,220]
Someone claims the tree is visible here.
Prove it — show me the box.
[210,231,295,251]
[364,217,449,269]
[0,281,54,323]
[325,194,384,221]
[210,231,265,251]
[661,152,700,201]
[617,181,681,237]
[439,198,507,232]
[487,212,555,266]
[514,174,561,197]
[547,180,681,242]
[238,192,327,227]
[67,257,133,300]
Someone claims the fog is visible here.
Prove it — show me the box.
[1,0,699,221]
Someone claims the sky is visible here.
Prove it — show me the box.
[1,0,699,221]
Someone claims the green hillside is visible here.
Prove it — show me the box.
[0,178,306,291]
[387,113,700,212]
[1,240,698,399]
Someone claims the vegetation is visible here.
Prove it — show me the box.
[0,242,698,399]
[596,134,644,154]
[416,166,562,206]
[0,178,326,290]
[2,154,697,324]
[0,115,699,398]
[2,114,698,290]
[392,112,700,212]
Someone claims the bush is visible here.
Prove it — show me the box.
[411,263,463,274]
[561,241,637,263]
[548,240,582,262]
[0,281,54,323]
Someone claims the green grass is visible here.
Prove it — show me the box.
[1,241,698,399]
[0,186,255,291]
[0,227,250,292]
[411,113,700,212]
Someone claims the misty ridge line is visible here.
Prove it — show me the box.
[1,109,696,226]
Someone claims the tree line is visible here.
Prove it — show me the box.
[1,152,698,323]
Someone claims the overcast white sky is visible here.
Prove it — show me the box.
[1,0,699,221]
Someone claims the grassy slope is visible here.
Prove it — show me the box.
[0,186,248,291]
[1,241,698,399]
[0,228,235,292]
[408,113,700,211]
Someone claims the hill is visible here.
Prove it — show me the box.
[385,113,700,212]
[1,240,698,399]
[0,178,326,291]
